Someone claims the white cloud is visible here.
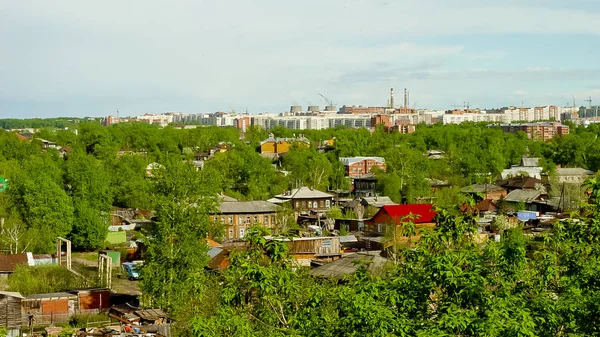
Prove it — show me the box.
[0,0,599,116]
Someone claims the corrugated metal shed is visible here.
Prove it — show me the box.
[310,251,387,279]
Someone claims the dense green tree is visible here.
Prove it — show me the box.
[283,146,333,191]
[140,159,218,316]
[65,151,112,250]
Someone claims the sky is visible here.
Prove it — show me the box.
[1,0,600,118]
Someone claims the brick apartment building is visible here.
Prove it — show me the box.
[340,157,386,177]
[340,106,385,114]
[495,122,569,141]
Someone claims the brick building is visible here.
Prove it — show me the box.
[340,106,385,114]
[340,157,386,177]
[494,122,569,141]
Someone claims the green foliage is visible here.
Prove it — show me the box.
[7,265,88,296]
[65,151,112,250]
[0,117,89,130]
[140,159,218,315]
[202,143,285,200]
[283,146,333,191]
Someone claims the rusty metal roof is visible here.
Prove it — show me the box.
[0,253,29,273]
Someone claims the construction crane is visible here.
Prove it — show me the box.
[585,96,593,107]
[318,93,336,111]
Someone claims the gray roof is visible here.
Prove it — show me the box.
[260,136,310,146]
[461,184,505,194]
[310,251,388,279]
[520,157,540,167]
[207,247,223,259]
[556,168,594,176]
[361,196,397,208]
[0,291,24,299]
[339,156,385,166]
[275,187,334,200]
[26,292,77,300]
[217,201,278,214]
[505,189,542,203]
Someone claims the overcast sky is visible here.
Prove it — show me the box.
[1,0,600,118]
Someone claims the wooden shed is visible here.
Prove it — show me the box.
[284,237,341,266]
[22,292,77,324]
[0,291,24,329]
[68,288,111,312]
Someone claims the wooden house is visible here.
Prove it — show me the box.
[283,236,341,267]
[0,291,24,329]
[210,201,278,240]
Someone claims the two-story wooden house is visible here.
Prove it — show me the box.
[270,187,334,215]
[211,201,279,240]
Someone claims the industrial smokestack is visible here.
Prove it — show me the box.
[404,88,408,109]
[390,88,395,109]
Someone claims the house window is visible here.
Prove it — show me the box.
[302,201,307,208]
[377,223,383,233]
[239,227,245,238]
[271,216,276,224]
[228,228,234,239]
[238,216,243,225]
[264,216,269,225]
[295,201,300,208]
[254,216,259,223]
[228,216,233,225]
[220,216,225,223]
[313,201,318,208]
[246,216,251,224]
[326,200,331,208]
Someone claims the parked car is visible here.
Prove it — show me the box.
[122,262,141,280]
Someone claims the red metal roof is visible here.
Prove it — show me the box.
[381,204,436,223]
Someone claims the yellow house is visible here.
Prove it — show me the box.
[260,134,310,155]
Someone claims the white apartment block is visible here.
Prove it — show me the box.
[442,106,574,125]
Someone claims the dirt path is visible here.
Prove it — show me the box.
[72,252,141,296]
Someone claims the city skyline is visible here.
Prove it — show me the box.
[1,0,600,118]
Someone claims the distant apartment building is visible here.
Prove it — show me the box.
[578,106,600,119]
[494,122,569,141]
[340,157,386,177]
[134,113,175,127]
[339,106,386,114]
[442,106,573,125]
